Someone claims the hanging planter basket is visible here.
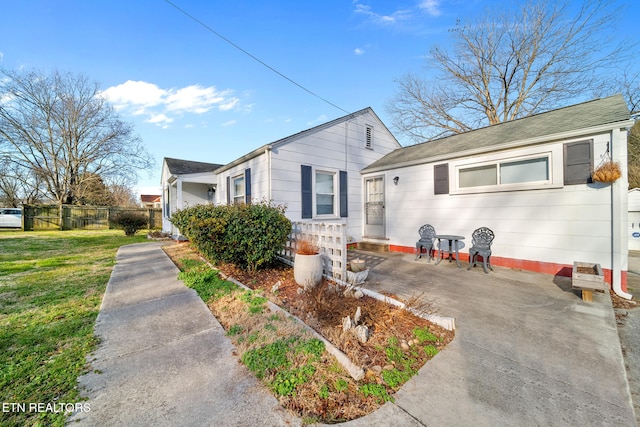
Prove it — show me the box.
[591,160,621,183]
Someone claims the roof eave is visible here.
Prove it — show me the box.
[361,119,635,174]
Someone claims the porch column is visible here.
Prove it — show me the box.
[176,178,183,210]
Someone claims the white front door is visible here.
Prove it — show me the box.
[364,176,385,238]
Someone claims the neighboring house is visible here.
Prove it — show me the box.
[630,188,640,251]
[161,157,223,236]
[361,95,633,297]
[140,194,161,209]
[161,107,401,242]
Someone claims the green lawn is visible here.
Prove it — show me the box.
[0,230,149,427]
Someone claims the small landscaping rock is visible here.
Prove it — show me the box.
[342,316,353,332]
[271,281,282,293]
[354,324,369,343]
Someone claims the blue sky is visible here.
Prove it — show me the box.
[1,0,637,196]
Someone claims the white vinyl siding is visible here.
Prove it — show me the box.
[365,131,622,272]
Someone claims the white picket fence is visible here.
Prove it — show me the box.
[282,221,347,282]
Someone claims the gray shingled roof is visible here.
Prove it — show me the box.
[164,157,223,175]
[363,95,631,173]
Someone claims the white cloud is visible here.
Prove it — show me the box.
[354,3,412,25]
[146,113,173,124]
[307,115,327,126]
[101,80,241,128]
[101,80,165,110]
[354,48,365,55]
[354,1,441,27]
[221,120,237,127]
[418,0,441,17]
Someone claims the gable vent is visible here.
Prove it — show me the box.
[365,126,373,149]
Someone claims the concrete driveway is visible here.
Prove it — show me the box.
[343,250,636,426]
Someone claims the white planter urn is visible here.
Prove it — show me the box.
[294,253,323,290]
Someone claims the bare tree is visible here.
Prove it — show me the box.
[0,68,154,205]
[628,121,640,189]
[0,157,44,206]
[109,183,140,207]
[387,0,626,143]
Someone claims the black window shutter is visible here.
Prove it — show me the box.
[339,170,348,218]
[226,176,231,204]
[301,165,312,219]
[564,140,593,185]
[245,168,251,204]
[434,164,449,195]
[164,188,170,218]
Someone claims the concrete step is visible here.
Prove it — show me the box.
[356,242,389,253]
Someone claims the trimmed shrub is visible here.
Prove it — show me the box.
[170,201,291,272]
[110,211,148,236]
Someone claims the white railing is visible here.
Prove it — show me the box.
[282,221,347,282]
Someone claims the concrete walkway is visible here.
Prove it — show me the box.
[68,242,296,426]
[70,243,637,426]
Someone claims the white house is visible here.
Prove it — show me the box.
[630,188,640,251]
[361,95,634,297]
[161,157,223,236]
[162,107,401,242]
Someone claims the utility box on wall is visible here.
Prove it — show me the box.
[630,189,640,252]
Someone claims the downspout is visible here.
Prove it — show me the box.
[344,119,349,234]
[265,146,272,200]
[611,128,632,299]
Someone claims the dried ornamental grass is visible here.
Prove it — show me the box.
[592,160,622,183]
[296,238,319,255]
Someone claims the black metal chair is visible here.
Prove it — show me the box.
[416,224,436,261]
[467,227,495,273]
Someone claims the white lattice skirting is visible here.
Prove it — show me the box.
[282,221,347,282]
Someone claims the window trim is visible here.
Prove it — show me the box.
[232,174,245,205]
[314,169,337,218]
[451,145,563,194]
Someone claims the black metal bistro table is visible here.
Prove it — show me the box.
[434,234,465,268]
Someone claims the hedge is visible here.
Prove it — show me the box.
[170,201,291,272]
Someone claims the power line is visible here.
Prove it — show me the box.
[164,0,349,114]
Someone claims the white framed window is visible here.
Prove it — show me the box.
[452,145,562,194]
[500,157,549,184]
[315,171,336,216]
[232,175,245,204]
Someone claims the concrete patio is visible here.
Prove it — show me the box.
[340,249,637,426]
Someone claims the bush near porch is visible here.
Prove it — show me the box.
[170,201,291,272]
